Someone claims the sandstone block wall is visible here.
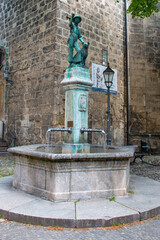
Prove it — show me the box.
[0,0,126,146]
[128,7,160,151]
[55,0,126,146]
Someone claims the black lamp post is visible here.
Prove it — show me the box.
[103,63,114,145]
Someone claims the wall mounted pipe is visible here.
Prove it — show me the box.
[124,0,130,145]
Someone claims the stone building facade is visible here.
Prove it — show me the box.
[128,10,160,151]
[0,0,159,150]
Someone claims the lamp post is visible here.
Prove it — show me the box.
[103,63,114,145]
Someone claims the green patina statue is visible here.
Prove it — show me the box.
[68,12,89,67]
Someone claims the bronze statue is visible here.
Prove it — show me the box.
[67,12,89,67]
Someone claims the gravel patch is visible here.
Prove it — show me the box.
[0,216,159,240]
[0,153,14,178]
[130,155,160,182]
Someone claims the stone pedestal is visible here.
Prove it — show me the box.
[61,67,92,153]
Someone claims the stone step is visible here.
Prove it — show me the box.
[0,141,8,147]
[0,147,8,152]
[0,140,8,152]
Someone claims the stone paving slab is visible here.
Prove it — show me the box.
[116,175,160,220]
[11,199,75,219]
[0,175,13,185]
[0,192,36,211]
[76,199,139,228]
[0,175,159,228]
[76,199,137,219]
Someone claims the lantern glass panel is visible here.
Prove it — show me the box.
[103,63,114,88]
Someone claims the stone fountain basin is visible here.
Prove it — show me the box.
[8,144,136,201]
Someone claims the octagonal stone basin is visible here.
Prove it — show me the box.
[8,144,136,201]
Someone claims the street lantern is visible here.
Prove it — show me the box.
[103,63,114,145]
[103,62,114,88]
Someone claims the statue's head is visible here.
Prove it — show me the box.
[73,16,81,25]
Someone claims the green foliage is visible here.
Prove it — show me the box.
[109,194,116,201]
[116,0,159,18]
[0,167,14,178]
[128,190,134,194]
[113,222,121,226]
[74,200,79,220]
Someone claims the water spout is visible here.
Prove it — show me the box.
[80,128,106,150]
[46,127,72,134]
[46,128,72,149]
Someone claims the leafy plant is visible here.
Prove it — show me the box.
[109,195,116,201]
[128,190,134,194]
[74,200,79,220]
[113,222,121,226]
[116,0,159,18]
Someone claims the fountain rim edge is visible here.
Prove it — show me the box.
[8,144,137,161]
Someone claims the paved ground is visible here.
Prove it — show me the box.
[0,154,14,178]
[130,155,160,182]
[0,153,160,239]
[0,216,160,240]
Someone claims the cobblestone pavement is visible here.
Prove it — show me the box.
[0,153,160,239]
[0,216,159,240]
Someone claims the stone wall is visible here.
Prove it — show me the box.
[55,0,126,146]
[0,0,59,145]
[0,0,126,146]
[128,6,160,151]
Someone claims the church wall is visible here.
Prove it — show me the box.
[128,6,160,151]
[0,0,127,145]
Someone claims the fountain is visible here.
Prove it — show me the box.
[8,13,136,201]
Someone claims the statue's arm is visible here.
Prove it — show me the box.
[78,29,85,44]
[79,37,85,44]
[69,12,75,28]
[78,28,89,46]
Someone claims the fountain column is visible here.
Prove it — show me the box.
[61,66,92,153]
